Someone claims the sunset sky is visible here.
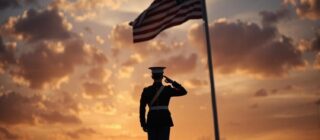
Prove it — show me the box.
[0,0,320,140]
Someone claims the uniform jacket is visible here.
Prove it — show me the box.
[139,81,187,129]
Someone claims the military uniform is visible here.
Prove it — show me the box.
[140,81,187,140]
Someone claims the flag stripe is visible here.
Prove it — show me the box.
[134,6,202,34]
[145,1,177,18]
[139,0,201,27]
[133,0,172,26]
[134,11,202,37]
[148,0,172,11]
[134,12,202,42]
[132,0,203,43]
[147,0,173,12]
[146,0,200,19]
[134,15,202,42]
[136,0,199,27]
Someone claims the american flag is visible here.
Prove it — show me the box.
[131,0,203,43]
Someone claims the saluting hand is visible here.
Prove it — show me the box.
[164,75,174,84]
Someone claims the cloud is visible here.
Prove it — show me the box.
[83,66,112,82]
[296,31,320,69]
[259,8,291,26]
[0,127,19,140]
[108,23,180,57]
[84,26,92,33]
[189,78,208,87]
[315,99,320,105]
[253,85,298,97]
[254,88,268,97]
[50,0,123,11]
[184,78,208,89]
[117,66,134,79]
[311,32,320,51]
[43,91,80,113]
[305,30,320,69]
[314,52,320,69]
[0,91,81,125]
[121,53,143,67]
[0,0,19,10]
[0,36,16,74]
[38,111,81,124]
[0,91,42,125]
[189,19,305,77]
[285,0,320,20]
[82,82,110,97]
[132,84,144,101]
[7,38,107,89]
[48,0,125,22]
[249,103,259,109]
[12,8,72,42]
[96,35,105,45]
[154,53,198,75]
[66,128,97,139]
[0,0,39,10]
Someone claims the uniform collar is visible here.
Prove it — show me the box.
[153,81,163,87]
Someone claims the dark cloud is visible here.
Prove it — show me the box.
[82,82,109,97]
[43,91,80,113]
[254,88,268,97]
[154,53,197,75]
[13,8,71,42]
[315,99,320,105]
[309,31,320,69]
[260,8,291,26]
[252,85,299,97]
[189,20,305,77]
[82,66,111,82]
[249,103,259,109]
[8,38,107,89]
[0,92,41,125]
[0,0,19,10]
[271,88,278,94]
[38,111,81,124]
[0,36,16,73]
[315,53,320,69]
[84,26,92,33]
[66,128,97,139]
[0,127,19,140]
[284,84,295,90]
[0,0,38,10]
[285,0,320,20]
[311,33,320,51]
[0,91,81,125]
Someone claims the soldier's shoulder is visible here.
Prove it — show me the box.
[143,85,154,90]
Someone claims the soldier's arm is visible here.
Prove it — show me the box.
[139,88,147,130]
[170,81,187,96]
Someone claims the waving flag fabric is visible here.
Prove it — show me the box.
[131,0,203,43]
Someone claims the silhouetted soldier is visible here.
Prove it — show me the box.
[140,67,187,140]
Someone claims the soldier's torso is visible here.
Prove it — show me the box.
[142,84,174,128]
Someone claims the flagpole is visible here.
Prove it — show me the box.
[200,0,220,140]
